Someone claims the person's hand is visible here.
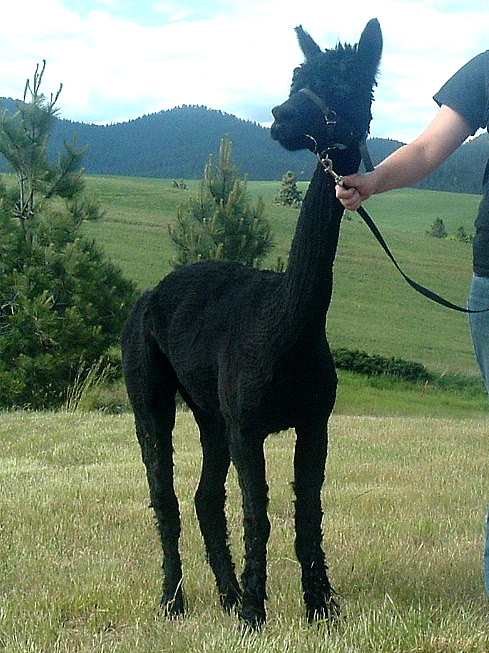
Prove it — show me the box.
[335,172,376,211]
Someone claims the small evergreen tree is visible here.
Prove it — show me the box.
[455,225,473,243]
[169,135,274,268]
[426,217,447,238]
[0,62,137,409]
[171,179,188,190]
[275,170,303,207]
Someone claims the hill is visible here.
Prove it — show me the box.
[50,105,317,181]
[416,131,489,194]
[366,133,489,195]
[0,99,486,190]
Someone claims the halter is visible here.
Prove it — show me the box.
[298,88,343,130]
[298,87,372,169]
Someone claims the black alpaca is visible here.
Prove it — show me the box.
[122,19,382,628]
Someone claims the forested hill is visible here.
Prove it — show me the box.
[50,105,317,181]
[416,131,488,195]
[0,100,487,192]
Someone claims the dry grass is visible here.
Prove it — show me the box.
[1,410,489,651]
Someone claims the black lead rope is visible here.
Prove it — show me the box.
[319,150,488,314]
[356,204,480,313]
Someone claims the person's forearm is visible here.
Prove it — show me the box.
[336,105,472,211]
[369,141,441,194]
[369,104,472,196]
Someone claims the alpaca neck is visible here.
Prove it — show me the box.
[282,150,360,329]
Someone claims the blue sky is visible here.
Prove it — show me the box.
[1,0,488,142]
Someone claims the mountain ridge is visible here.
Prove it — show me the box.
[0,99,486,192]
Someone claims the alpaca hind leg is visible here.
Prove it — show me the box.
[146,414,185,617]
[228,429,270,629]
[124,347,184,616]
[194,413,241,611]
[294,419,339,623]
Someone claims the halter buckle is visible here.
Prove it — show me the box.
[324,109,338,126]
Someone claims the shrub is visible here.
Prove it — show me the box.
[333,348,432,383]
[275,170,303,207]
[426,218,448,238]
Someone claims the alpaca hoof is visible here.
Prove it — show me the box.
[219,586,242,613]
[307,596,340,625]
[239,605,266,631]
[161,591,185,618]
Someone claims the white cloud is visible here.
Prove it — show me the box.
[153,1,195,21]
[0,0,488,141]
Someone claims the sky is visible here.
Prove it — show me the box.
[1,0,488,143]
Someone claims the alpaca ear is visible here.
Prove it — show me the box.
[295,25,322,62]
[357,18,383,74]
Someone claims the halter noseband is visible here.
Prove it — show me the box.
[298,87,373,169]
[298,88,340,126]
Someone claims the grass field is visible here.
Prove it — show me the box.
[2,176,489,650]
[1,410,489,652]
[82,176,482,378]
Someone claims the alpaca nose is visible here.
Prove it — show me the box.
[271,102,295,124]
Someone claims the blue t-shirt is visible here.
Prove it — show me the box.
[433,51,489,276]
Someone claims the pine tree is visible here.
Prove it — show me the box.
[0,62,137,409]
[426,217,448,238]
[169,135,274,268]
[275,170,303,207]
[455,225,473,243]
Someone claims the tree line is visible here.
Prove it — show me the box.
[45,105,317,181]
[0,100,486,193]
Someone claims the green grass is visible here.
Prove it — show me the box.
[77,175,488,417]
[79,170,489,418]
[2,171,488,650]
[1,410,489,652]
[335,371,488,418]
[82,176,481,378]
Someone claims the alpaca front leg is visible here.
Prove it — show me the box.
[239,492,270,629]
[294,421,339,623]
[229,431,270,629]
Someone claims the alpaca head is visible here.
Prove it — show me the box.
[271,19,382,155]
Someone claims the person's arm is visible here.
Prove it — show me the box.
[336,104,473,211]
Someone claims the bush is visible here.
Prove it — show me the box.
[0,231,136,409]
[426,218,448,238]
[455,225,473,243]
[275,170,303,207]
[333,348,432,383]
